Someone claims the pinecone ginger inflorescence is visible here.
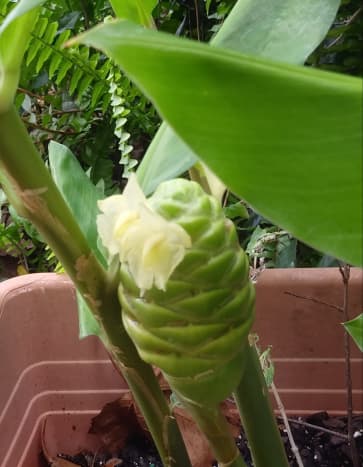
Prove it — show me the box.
[98,175,255,406]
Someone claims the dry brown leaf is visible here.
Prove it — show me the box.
[221,399,241,438]
[89,392,144,454]
[173,407,215,467]
[90,378,241,467]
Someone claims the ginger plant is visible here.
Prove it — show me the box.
[0,3,288,465]
[1,0,361,466]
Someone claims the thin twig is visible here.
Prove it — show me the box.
[326,33,343,49]
[343,6,363,25]
[283,291,343,313]
[277,416,349,440]
[23,119,81,135]
[222,190,230,208]
[194,0,200,41]
[227,397,351,441]
[17,87,45,99]
[79,0,90,29]
[339,264,360,467]
[327,7,363,49]
[271,382,305,467]
[254,339,304,466]
[51,109,82,116]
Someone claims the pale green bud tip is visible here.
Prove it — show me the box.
[97,174,191,294]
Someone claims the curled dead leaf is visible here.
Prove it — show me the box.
[90,382,240,467]
[89,392,145,454]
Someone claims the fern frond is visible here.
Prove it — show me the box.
[19,7,111,110]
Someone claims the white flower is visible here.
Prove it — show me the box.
[97,174,191,293]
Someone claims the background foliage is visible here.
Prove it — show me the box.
[0,0,361,278]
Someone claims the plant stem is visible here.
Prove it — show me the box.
[270,382,304,467]
[0,106,191,467]
[180,398,248,467]
[93,280,191,467]
[23,118,82,135]
[233,341,289,467]
[339,264,360,467]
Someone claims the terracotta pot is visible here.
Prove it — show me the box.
[254,267,363,415]
[0,273,127,467]
[0,269,362,465]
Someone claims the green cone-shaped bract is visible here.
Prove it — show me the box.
[119,179,255,405]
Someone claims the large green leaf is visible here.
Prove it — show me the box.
[48,141,107,267]
[73,21,362,266]
[0,0,45,111]
[110,0,157,28]
[137,0,341,195]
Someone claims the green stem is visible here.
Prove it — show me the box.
[233,341,289,467]
[0,106,191,467]
[180,398,247,467]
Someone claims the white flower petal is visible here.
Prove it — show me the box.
[97,175,191,293]
[97,195,126,256]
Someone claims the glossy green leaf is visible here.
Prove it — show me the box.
[48,141,107,267]
[343,313,363,352]
[110,0,157,28]
[137,124,195,195]
[0,0,44,111]
[224,203,249,220]
[214,0,340,63]
[74,21,363,266]
[48,141,108,338]
[137,0,341,195]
